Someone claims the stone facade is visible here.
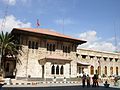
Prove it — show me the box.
[9,28,120,80]
[77,49,120,78]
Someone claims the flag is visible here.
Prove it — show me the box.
[37,19,40,27]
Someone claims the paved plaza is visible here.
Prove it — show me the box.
[0,81,120,90]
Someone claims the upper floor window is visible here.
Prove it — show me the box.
[28,41,38,49]
[103,57,107,61]
[82,55,87,59]
[47,43,56,51]
[97,57,101,60]
[63,46,70,53]
[109,58,113,62]
[28,41,31,48]
[115,58,118,62]
[32,41,35,49]
[90,56,94,59]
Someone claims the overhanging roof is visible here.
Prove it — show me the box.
[11,28,87,44]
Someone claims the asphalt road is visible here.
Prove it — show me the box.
[1,85,120,90]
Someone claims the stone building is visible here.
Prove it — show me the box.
[77,49,120,78]
[5,28,120,80]
[10,28,86,80]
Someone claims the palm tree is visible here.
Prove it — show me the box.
[0,31,20,77]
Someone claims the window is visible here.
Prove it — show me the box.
[103,57,107,61]
[47,43,56,51]
[90,56,94,59]
[116,67,118,75]
[28,41,31,48]
[110,67,113,75]
[51,65,55,74]
[35,42,38,49]
[56,65,59,74]
[97,57,101,60]
[98,66,101,75]
[110,58,113,62]
[105,66,107,75]
[63,46,70,53]
[90,66,94,75]
[60,65,64,74]
[115,58,118,62]
[82,55,87,59]
[32,41,35,49]
[53,44,55,51]
[68,47,70,53]
[47,43,50,51]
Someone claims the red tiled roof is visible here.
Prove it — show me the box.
[12,28,86,43]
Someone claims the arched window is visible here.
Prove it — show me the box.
[105,66,107,75]
[56,65,59,74]
[98,66,101,75]
[110,67,113,75]
[90,66,94,75]
[116,67,118,75]
[60,65,64,74]
[51,65,55,74]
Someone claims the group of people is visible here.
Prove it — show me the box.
[82,73,99,88]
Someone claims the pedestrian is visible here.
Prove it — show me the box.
[82,74,86,88]
[92,75,95,87]
[86,74,90,87]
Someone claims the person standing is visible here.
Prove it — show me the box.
[86,74,90,87]
[82,74,86,88]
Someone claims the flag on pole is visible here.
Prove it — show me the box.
[37,19,40,27]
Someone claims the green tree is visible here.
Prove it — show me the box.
[0,31,20,77]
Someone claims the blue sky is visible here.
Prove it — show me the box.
[0,0,120,52]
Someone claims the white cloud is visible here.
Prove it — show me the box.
[0,15,31,32]
[55,18,74,25]
[2,0,30,5]
[2,0,16,5]
[78,30,116,52]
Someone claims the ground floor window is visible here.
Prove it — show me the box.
[60,65,64,74]
[110,67,113,75]
[51,65,55,74]
[105,66,107,75]
[98,66,101,75]
[56,65,59,74]
[90,66,94,75]
[51,65,64,75]
[116,67,118,75]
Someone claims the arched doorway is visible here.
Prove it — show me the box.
[90,66,94,75]
[110,67,113,75]
[98,66,101,75]
[105,66,107,75]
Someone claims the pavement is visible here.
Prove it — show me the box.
[1,81,120,88]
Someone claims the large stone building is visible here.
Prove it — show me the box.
[5,28,120,80]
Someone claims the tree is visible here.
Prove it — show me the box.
[0,31,20,77]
